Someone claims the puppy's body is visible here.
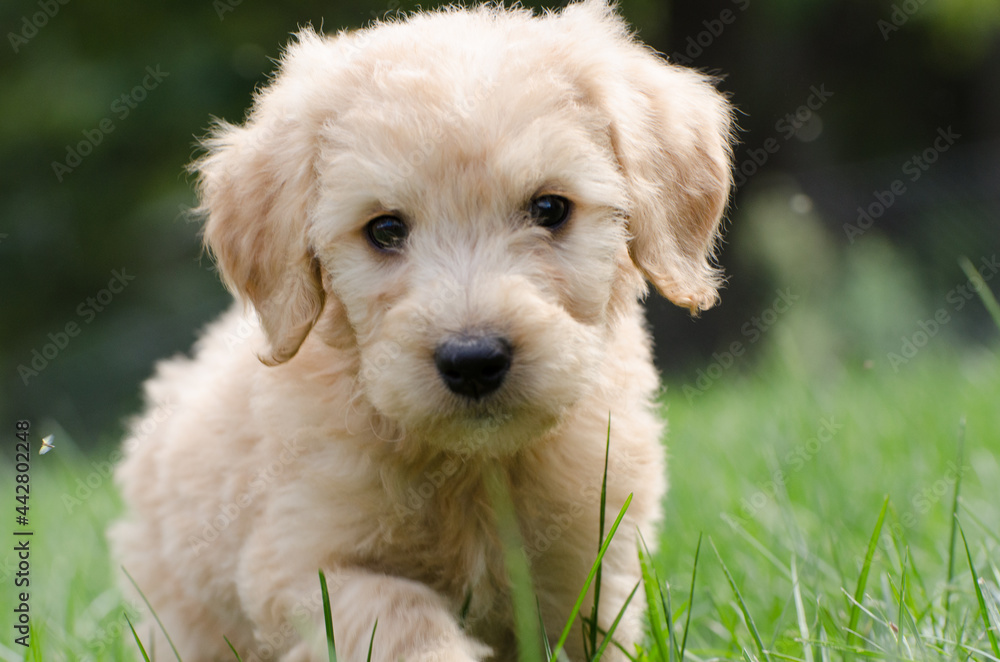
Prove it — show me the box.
[111,2,733,660]
[114,302,662,661]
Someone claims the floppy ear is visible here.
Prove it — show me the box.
[194,30,330,365]
[563,2,735,312]
[614,61,734,312]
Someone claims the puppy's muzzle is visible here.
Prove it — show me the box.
[434,335,512,400]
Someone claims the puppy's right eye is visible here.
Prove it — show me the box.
[365,215,409,252]
[528,195,572,231]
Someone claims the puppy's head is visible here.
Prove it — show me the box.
[196,0,733,455]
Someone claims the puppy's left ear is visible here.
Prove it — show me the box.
[194,29,329,366]
[195,115,324,365]
[565,2,736,312]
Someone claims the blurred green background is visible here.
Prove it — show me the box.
[1,0,998,448]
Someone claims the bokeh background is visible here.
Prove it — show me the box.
[1,0,998,447]
[1,2,999,660]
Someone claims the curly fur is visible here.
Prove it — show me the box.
[110,2,734,660]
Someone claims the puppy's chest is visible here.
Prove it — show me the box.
[378,467,500,583]
[373,463,520,632]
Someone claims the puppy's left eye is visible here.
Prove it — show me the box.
[528,195,572,231]
[365,215,409,252]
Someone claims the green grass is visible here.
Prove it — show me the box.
[2,341,998,661]
[655,343,1000,661]
[0,437,138,661]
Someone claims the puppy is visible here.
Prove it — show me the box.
[110,1,733,660]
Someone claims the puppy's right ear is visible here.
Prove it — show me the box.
[560,1,735,313]
[613,60,734,314]
[194,30,329,366]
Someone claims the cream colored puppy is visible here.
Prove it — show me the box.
[111,1,733,660]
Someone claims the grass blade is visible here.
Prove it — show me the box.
[895,549,907,654]
[590,417,613,658]
[887,506,930,611]
[124,614,152,662]
[710,537,771,662]
[792,555,815,662]
[224,635,243,661]
[459,590,473,627]
[536,597,553,659]
[960,256,1000,331]
[638,532,670,661]
[121,566,183,661]
[29,622,43,662]
[318,569,338,662]
[943,417,966,633]
[819,621,831,662]
[723,516,793,582]
[846,496,889,654]
[593,582,641,659]
[680,534,702,662]
[366,619,378,662]
[551,493,633,661]
[957,518,1000,658]
[485,466,543,662]
[662,582,677,662]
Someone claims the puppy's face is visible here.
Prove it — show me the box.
[196,2,734,455]
[314,73,631,453]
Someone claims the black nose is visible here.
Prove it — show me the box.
[434,336,512,399]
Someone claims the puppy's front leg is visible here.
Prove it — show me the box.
[273,571,492,662]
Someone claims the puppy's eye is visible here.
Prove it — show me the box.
[365,215,409,252]
[528,195,572,231]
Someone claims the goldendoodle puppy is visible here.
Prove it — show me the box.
[110,1,733,660]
